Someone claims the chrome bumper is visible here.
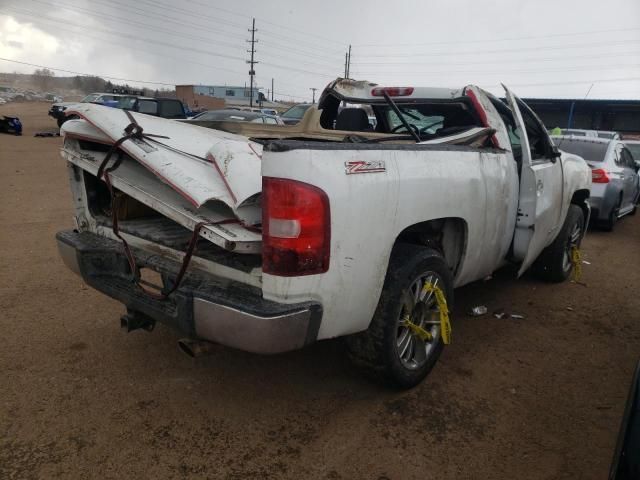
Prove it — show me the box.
[56,230,322,354]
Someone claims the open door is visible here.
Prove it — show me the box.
[505,85,564,276]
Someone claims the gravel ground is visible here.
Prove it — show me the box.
[1,102,639,479]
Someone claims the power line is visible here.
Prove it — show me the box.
[353,26,640,48]
[350,40,640,62]
[2,8,249,78]
[24,0,246,54]
[0,56,310,100]
[350,51,640,69]
[146,0,347,48]
[90,0,247,41]
[52,0,337,70]
[481,76,640,89]
[0,57,175,86]
[8,5,340,79]
[5,7,245,61]
[350,63,640,77]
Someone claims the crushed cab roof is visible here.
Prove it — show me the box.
[324,78,465,102]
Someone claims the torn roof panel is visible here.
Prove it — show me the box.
[61,104,263,221]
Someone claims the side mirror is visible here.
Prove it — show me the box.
[549,146,562,163]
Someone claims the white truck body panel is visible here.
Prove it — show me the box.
[261,145,519,339]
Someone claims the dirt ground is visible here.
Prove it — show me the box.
[1,102,639,480]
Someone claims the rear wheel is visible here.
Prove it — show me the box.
[602,196,622,231]
[346,244,453,389]
[533,204,585,283]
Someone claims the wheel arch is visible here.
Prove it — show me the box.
[570,188,590,223]
[393,217,468,278]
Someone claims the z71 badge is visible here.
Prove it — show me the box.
[345,160,386,175]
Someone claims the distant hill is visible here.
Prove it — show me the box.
[0,71,175,100]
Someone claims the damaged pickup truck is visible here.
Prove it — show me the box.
[56,79,591,388]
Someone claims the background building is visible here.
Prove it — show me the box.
[524,98,640,139]
[176,84,266,110]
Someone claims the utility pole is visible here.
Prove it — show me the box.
[346,45,351,78]
[344,52,348,78]
[310,88,317,103]
[246,18,258,108]
[271,78,274,102]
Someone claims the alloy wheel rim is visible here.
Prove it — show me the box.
[395,271,443,370]
[563,222,582,272]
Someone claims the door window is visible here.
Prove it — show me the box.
[515,98,554,162]
[621,148,636,168]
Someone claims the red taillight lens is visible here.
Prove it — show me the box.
[591,168,610,183]
[262,177,330,276]
[371,87,414,97]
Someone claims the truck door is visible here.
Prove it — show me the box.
[504,86,565,276]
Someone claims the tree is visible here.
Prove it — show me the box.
[33,68,55,91]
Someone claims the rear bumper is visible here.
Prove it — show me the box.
[56,230,322,354]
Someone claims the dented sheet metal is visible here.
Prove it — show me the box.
[61,138,262,253]
[61,104,263,221]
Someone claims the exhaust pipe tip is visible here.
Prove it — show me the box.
[178,338,217,358]
[120,311,155,333]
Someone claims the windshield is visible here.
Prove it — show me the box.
[281,104,310,119]
[553,138,609,162]
[625,143,640,160]
[81,94,101,103]
[378,102,479,135]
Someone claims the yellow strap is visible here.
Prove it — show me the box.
[402,315,433,341]
[571,246,582,282]
[422,282,452,345]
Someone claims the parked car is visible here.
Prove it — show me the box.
[280,103,312,125]
[134,97,187,120]
[625,140,640,166]
[555,128,621,140]
[187,109,284,125]
[56,79,591,388]
[49,93,138,127]
[553,136,639,230]
[49,94,187,127]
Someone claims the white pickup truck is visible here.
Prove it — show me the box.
[56,79,591,388]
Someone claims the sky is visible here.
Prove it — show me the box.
[0,0,639,102]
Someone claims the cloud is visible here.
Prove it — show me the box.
[0,15,59,58]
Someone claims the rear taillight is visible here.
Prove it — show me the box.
[371,87,414,97]
[591,168,610,183]
[262,177,330,276]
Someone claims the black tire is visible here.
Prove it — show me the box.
[602,196,621,231]
[533,204,585,283]
[346,244,454,389]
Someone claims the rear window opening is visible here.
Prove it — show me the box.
[319,94,482,142]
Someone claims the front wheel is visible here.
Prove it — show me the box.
[346,244,454,389]
[533,204,585,282]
